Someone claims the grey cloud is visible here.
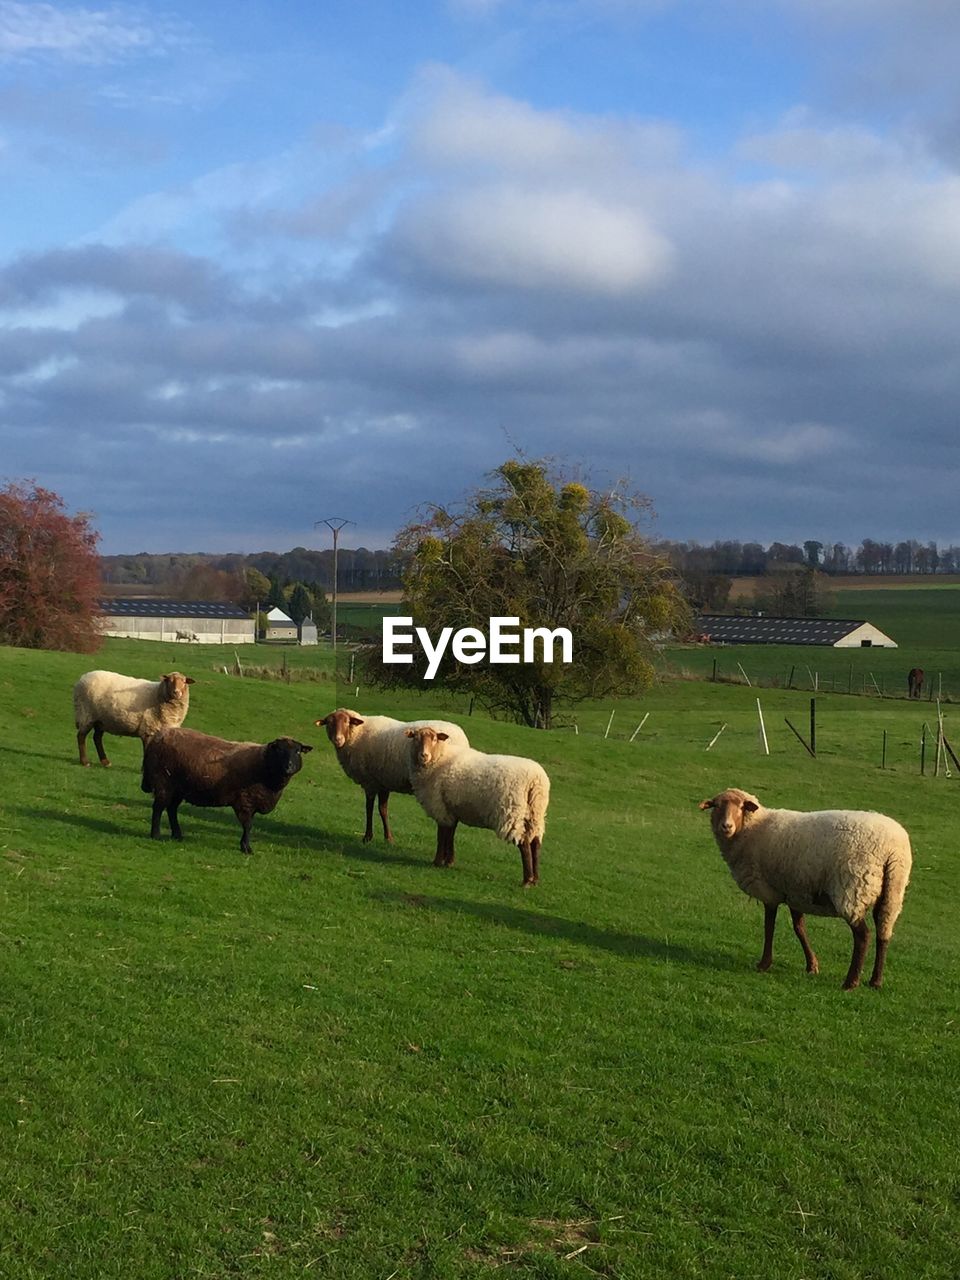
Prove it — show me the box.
[0,245,236,314]
[5,65,960,552]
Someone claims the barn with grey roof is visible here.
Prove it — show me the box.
[695,615,897,648]
[99,599,256,644]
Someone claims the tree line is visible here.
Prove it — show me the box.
[100,547,404,595]
[656,537,958,577]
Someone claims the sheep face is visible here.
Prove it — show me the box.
[315,710,364,749]
[699,788,760,841]
[161,672,195,702]
[264,738,313,781]
[405,726,449,768]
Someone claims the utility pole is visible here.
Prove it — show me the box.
[314,517,354,658]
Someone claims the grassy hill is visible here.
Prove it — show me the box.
[0,624,957,1278]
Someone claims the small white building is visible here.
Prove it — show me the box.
[99,599,256,644]
[263,606,298,641]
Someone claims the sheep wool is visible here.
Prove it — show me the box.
[700,787,912,989]
[315,709,469,843]
[73,669,194,767]
[407,727,550,887]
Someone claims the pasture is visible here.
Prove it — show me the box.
[0,620,958,1278]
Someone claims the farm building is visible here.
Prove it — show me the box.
[696,615,897,648]
[263,607,298,641]
[99,599,256,644]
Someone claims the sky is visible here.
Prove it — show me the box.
[1,0,959,556]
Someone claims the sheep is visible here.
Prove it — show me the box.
[73,669,195,767]
[405,726,550,887]
[141,726,312,854]
[699,787,912,990]
[314,708,469,843]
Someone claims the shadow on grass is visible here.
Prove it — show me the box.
[15,805,136,839]
[0,745,106,766]
[14,799,429,867]
[374,890,740,971]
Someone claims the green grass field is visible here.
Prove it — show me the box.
[1,611,958,1278]
[674,585,960,701]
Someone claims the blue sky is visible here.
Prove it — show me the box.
[1,0,958,554]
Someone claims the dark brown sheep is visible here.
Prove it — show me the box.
[908,667,924,699]
[141,727,312,854]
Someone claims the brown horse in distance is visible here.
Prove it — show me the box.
[908,668,924,699]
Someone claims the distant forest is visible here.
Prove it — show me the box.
[100,546,403,595]
[101,537,960,597]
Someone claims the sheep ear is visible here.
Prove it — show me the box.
[437,732,449,741]
[185,677,196,685]
[698,798,715,810]
[315,716,329,726]
[349,716,364,726]
[299,743,313,753]
[742,799,759,812]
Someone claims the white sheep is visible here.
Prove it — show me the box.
[405,725,550,887]
[699,787,912,989]
[314,708,469,843]
[73,669,195,767]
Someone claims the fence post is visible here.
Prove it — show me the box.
[629,713,649,742]
[757,698,769,755]
[882,729,887,770]
[604,709,616,740]
[809,698,816,758]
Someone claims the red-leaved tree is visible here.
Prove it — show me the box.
[0,480,103,652]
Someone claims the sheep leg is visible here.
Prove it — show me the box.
[433,824,455,867]
[869,902,889,988]
[150,798,165,839]
[378,790,394,843]
[842,920,871,990]
[363,791,376,843]
[519,839,536,888]
[77,728,91,767]
[531,836,542,885]
[433,822,455,867]
[234,805,254,855]
[790,909,819,974]
[757,903,778,971]
[166,801,183,841]
[92,724,111,767]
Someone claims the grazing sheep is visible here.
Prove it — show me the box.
[405,726,550,887]
[908,667,924,699]
[699,787,912,989]
[141,726,312,854]
[314,709,469,843]
[74,669,195,767]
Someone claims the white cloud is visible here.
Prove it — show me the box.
[0,1,186,65]
[392,182,673,295]
[738,111,909,175]
[407,67,682,176]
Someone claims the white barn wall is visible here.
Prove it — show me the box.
[833,623,898,648]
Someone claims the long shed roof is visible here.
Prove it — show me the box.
[100,598,251,620]
[695,615,892,646]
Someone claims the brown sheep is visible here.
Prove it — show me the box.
[141,727,312,854]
